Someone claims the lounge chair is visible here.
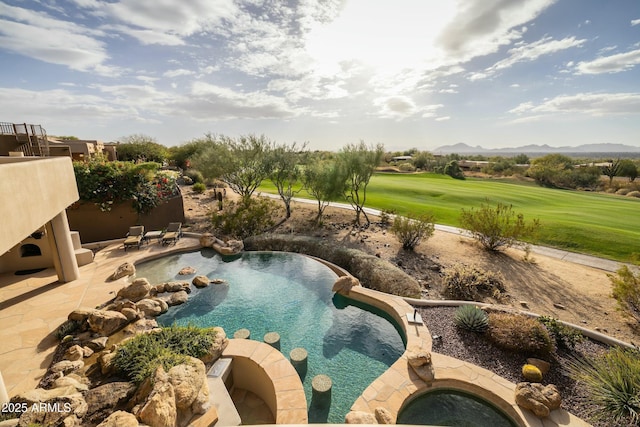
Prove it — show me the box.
[161,222,182,246]
[123,225,145,251]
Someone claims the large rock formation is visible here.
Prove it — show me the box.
[514,382,562,418]
[406,345,434,383]
[332,276,361,294]
[117,278,152,302]
[108,262,136,281]
[96,411,139,427]
[137,367,177,427]
[88,310,129,336]
[345,410,377,424]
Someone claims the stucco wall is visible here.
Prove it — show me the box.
[66,196,185,242]
[0,157,79,255]
[0,235,54,273]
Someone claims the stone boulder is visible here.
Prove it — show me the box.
[527,358,551,375]
[192,276,210,288]
[121,307,141,322]
[514,382,562,418]
[88,310,129,336]
[164,281,191,293]
[199,233,215,248]
[345,410,377,424]
[98,349,118,376]
[168,357,207,410]
[96,410,139,427]
[52,375,89,392]
[136,299,167,318]
[200,327,229,364]
[50,360,84,375]
[117,278,152,302]
[227,240,244,253]
[137,367,177,427]
[375,407,394,424]
[108,262,136,281]
[332,276,361,294]
[406,345,434,382]
[123,318,160,337]
[15,385,80,405]
[84,382,136,426]
[68,307,96,323]
[17,393,87,427]
[167,290,188,306]
[178,267,196,275]
[85,336,108,352]
[64,345,85,362]
[211,278,227,285]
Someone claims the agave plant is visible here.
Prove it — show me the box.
[454,304,489,333]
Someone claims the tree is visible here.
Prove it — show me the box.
[193,134,272,201]
[527,154,574,187]
[459,200,540,252]
[338,141,384,225]
[601,159,621,184]
[512,154,530,165]
[618,159,639,182]
[267,142,307,220]
[168,139,211,169]
[444,160,465,179]
[302,159,344,224]
[117,134,168,163]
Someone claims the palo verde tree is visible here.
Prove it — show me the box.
[459,200,540,252]
[267,142,307,220]
[117,134,169,163]
[338,141,384,226]
[193,134,273,201]
[618,159,639,182]
[302,158,344,224]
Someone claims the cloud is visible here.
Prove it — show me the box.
[437,0,557,60]
[509,92,640,116]
[575,49,640,74]
[488,36,585,73]
[163,69,195,78]
[0,3,112,73]
[631,19,640,26]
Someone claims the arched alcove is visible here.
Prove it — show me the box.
[20,243,42,257]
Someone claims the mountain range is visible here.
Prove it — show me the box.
[432,143,640,155]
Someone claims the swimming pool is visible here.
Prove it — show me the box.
[136,249,405,423]
[397,389,518,426]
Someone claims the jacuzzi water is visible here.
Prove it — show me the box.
[397,389,518,426]
[136,249,405,423]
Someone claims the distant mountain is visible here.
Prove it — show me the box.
[432,142,640,154]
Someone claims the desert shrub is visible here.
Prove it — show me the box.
[192,182,206,194]
[113,325,217,383]
[211,197,281,239]
[454,305,489,333]
[444,160,465,179]
[391,213,435,250]
[609,265,640,323]
[379,209,395,227]
[184,168,204,184]
[487,312,554,357]
[398,162,416,172]
[459,201,540,252]
[566,346,640,425]
[538,315,584,349]
[442,264,507,302]
[616,188,631,195]
[627,191,640,198]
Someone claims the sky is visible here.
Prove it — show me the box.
[0,0,639,152]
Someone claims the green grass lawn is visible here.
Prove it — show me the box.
[259,173,640,263]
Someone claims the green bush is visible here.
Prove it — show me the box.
[379,209,395,227]
[538,315,584,349]
[192,182,206,194]
[391,213,435,250]
[454,305,489,333]
[459,200,540,252]
[609,265,640,323]
[211,197,281,239]
[444,160,465,179]
[55,319,82,340]
[113,325,217,383]
[184,169,204,184]
[487,312,554,357]
[398,162,416,172]
[441,264,507,302]
[566,347,640,425]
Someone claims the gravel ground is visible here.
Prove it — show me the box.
[415,305,632,427]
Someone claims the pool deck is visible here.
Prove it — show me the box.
[0,236,201,397]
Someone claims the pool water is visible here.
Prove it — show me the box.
[136,250,405,423]
[397,389,518,427]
